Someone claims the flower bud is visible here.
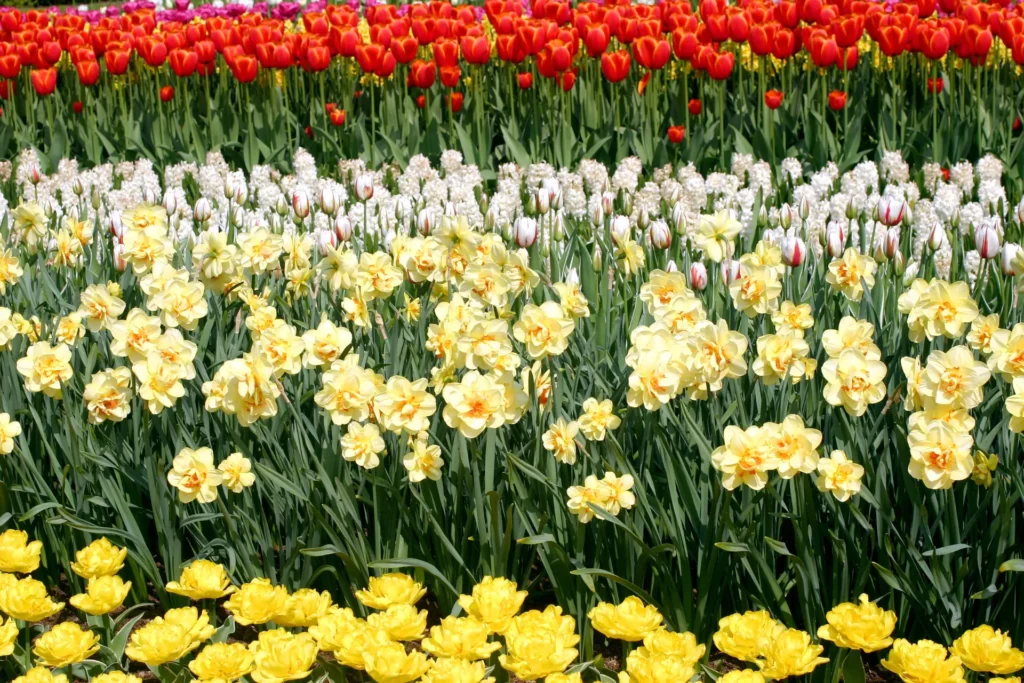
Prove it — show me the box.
[621,192,633,217]
[872,239,888,263]
[892,250,906,275]
[649,220,671,249]
[275,196,289,217]
[1000,242,1019,276]
[927,222,946,251]
[91,187,102,211]
[689,262,708,289]
[845,198,858,220]
[317,228,338,256]
[513,216,538,248]
[666,259,678,273]
[592,244,603,271]
[231,206,245,228]
[637,208,650,231]
[672,202,686,234]
[552,214,565,242]
[781,235,806,267]
[334,214,352,242]
[798,196,811,220]
[416,208,435,236]
[757,204,768,227]
[156,190,175,217]
[319,187,338,216]
[484,204,498,232]
[536,188,551,215]
[720,258,742,285]
[193,198,212,223]
[113,241,127,272]
[72,178,85,196]
[565,267,580,285]
[354,175,374,202]
[1016,197,1024,226]
[825,222,845,258]
[601,191,615,217]
[590,203,604,227]
[292,190,310,219]
[975,223,1000,259]
[884,227,900,260]
[877,196,906,227]
[107,212,123,240]
[610,215,631,242]
[779,203,794,230]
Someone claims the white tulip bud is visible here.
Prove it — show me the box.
[975,223,1000,259]
[877,196,906,227]
[319,187,339,216]
[354,174,374,202]
[689,262,708,289]
[610,215,631,242]
[1000,242,1019,276]
[927,222,946,251]
[162,190,177,216]
[781,235,806,267]
[720,258,741,284]
[334,214,353,242]
[649,220,671,249]
[513,216,538,248]
[292,190,310,219]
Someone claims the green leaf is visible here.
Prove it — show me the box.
[842,651,866,683]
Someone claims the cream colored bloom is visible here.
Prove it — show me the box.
[442,371,508,438]
[712,425,777,491]
[816,450,865,502]
[543,418,581,465]
[822,316,880,360]
[167,447,224,504]
[821,349,888,417]
[513,301,575,359]
[341,422,386,470]
[17,341,73,399]
[219,453,256,493]
[402,434,444,482]
[109,308,162,363]
[920,346,990,410]
[301,317,352,368]
[826,248,877,301]
[765,414,822,478]
[78,283,126,332]
[578,398,621,441]
[0,413,22,455]
[83,367,133,424]
[693,210,741,262]
[374,376,437,434]
[729,265,781,317]
[908,420,974,490]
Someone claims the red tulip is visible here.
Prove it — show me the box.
[329,108,346,126]
[773,28,797,60]
[927,77,944,94]
[708,51,734,80]
[230,54,258,83]
[305,125,314,139]
[671,29,699,60]
[667,124,685,144]
[448,91,463,112]
[440,65,461,88]
[460,34,490,65]
[75,59,100,87]
[30,67,56,96]
[433,38,459,67]
[688,98,702,115]
[749,23,777,56]
[828,90,847,110]
[0,80,14,100]
[632,35,670,71]
[391,35,418,64]
[838,46,858,71]
[558,68,577,92]
[409,59,436,89]
[517,71,533,89]
[72,100,83,114]
[160,85,174,102]
[0,53,20,80]
[168,48,198,78]
[600,50,630,83]
[764,89,784,109]
[104,48,130,76]
[584,25,611,57]
[416,94,426,108]
[306,44,331,72]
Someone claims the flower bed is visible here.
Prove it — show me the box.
[0,148,1023,682]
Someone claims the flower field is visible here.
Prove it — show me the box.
[3,1,1024,683]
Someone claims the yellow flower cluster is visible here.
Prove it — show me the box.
[166,447,256,504]
[710,415,863,500]
[566,472,635,523]
[628,269,747,410]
